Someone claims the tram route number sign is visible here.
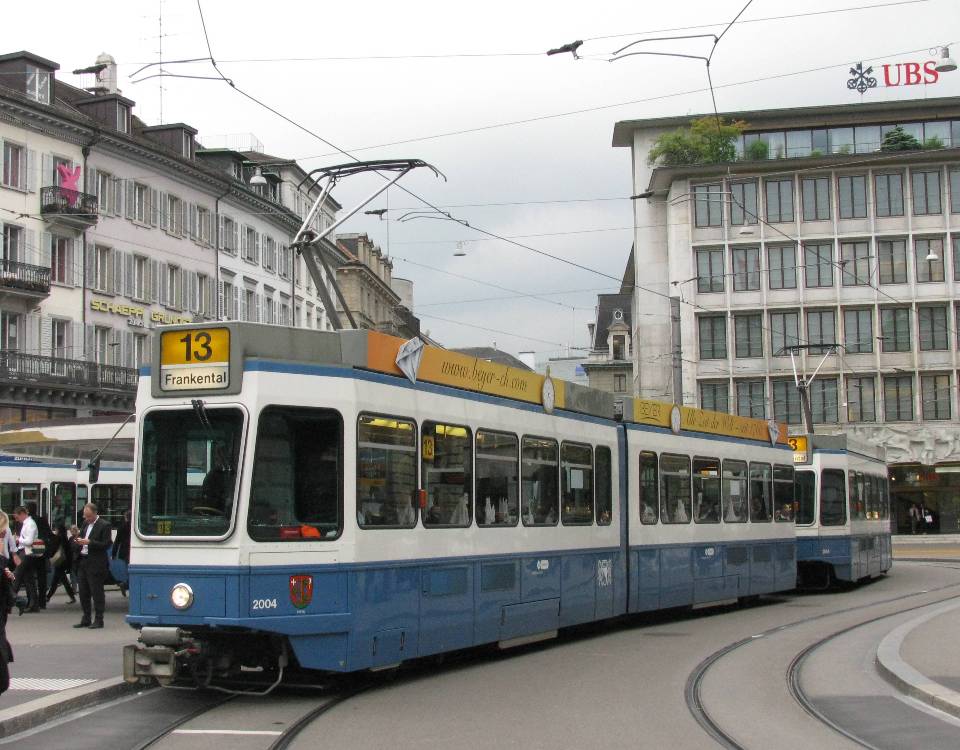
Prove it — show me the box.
[159,328,231,391]
[788,436,809,464]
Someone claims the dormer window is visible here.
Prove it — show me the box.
[182,132,193,158]
[25,65,50,104]
[117,104,130,133]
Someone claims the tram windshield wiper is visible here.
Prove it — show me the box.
[192,399,230,473]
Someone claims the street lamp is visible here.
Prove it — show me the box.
[248,167,267,187]
[935,46,957,73]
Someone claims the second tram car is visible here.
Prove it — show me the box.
[794,434,892,587]
[124,323,796,686]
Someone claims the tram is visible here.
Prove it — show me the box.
[793,434,892,587]
[123,322,795,687]
[0,454,133,529]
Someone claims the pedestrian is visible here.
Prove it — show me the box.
[0,512,16,694]
[909,502,920,534]
[111,511,131,597]
[46,524,76,604]
[12,506,40,613]
[72,503,111,629]
[26,502,52,609]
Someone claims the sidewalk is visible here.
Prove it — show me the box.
[0,587,138,735]
[893,534,960,560]
[876,600,960,720]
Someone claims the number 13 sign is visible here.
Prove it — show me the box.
[159,328,231,391]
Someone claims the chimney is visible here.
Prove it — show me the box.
[94,52,118,94]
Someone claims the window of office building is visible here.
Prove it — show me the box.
[921,374,951,420]
[769,311,799,356]
[698,316,727,359]
[838,175,868,219]
[878,238,908,284]
[772,380,802,425]
[951,170,960,214]
[843,309,873,354]
[700,382,729,414]
[765,179,794,223]
[801,176,831,221]
[912,170,942,215]
[881,307,911,352]
[846,377,876,423]
[729,181,757,226]
[875,173,904,217]
[695,248,724,293]
[804,242,834,288]
[915,237,945,282]
[884,375,914,422]
[768,245,797,289]
[693,184,723,227]
[811,378,839,424]
[736,380,766,419]
[734,313,763,358]
[918,305,949,351]
[841,240,872,286]
[732,246,760,291]
[806,309,836,353]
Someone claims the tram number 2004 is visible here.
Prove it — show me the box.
[252,598,279,610]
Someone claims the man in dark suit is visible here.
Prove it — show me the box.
[72,503,111,629]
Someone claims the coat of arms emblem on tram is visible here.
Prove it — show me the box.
[289,574,314,609]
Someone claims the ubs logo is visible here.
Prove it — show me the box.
[847,60,940,94]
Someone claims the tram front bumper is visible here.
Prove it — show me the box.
[123,627,189,684]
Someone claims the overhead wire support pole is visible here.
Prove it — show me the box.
[290,159,445,331]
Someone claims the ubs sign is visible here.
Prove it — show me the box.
[847,60,942,94]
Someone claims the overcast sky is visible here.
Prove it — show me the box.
[10,0,960,358]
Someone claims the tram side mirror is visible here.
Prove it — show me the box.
[87,459,100,484]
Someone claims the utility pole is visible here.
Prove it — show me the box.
[670,295,682,406]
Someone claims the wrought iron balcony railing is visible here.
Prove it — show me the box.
[0,351,137,392]
[39,185,99,227]
[0,259,50,295]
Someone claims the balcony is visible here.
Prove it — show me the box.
[0,259,50,298]
[0,351,137,394]
[39,185,99,229]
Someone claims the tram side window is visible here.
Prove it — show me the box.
[139,407,243,537]
[561,442,593,525]
[476,430,519,527]
[50,482,76,528]
[595,446,612,526]
[521,436,558,526]
[865,475,877,519]
[91,484,132,528]
[722,460,748,523]
[248,407,342,541]
[849,471,866,520]
[773,465,795,522]
[0,484,39,516]
[795,470,815,525]
[749,463,772,522]
[638,451,658,524]
[660,454,691,524]
[356,414,417,529]
[881,477,890,520]
[693,457,721,523]
[422,421,472,528]
[820,469,847,526]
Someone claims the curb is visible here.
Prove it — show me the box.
[0,676,142,738]
[875,600,960,720]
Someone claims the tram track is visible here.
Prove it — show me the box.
[685,579,960,749]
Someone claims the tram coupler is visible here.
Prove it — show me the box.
[123,627,195,685]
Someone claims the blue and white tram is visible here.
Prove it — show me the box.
[794,435,892,586]
[0,454,133,528]
[124,323,795,686]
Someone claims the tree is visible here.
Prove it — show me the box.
[647,117,748,166]
[880,125,921,152]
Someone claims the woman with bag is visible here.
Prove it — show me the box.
[46,524,76,604]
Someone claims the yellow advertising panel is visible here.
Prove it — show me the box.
[159,328,230,391]
[631,399,788,445]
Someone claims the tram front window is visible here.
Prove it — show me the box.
[795,470,815,525]
[248,407,342,541]
[139,408,244,537]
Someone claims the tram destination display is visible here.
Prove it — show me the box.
[159,328,231,391]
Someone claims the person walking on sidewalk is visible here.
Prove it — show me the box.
[46,524,76,604]
[72,503,111,629]
[0,512,16,694]
[12,506,39,613]
[26,502,51,609]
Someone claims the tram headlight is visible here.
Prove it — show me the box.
[170,583,194,610]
